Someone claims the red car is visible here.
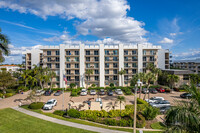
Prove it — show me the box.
[156,87,165,93]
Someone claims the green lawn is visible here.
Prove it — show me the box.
[151,122,166,130]
[0,108,95,133]
[21,105,164,133]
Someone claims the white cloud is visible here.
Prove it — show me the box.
[158,37,174,44]
[173,48,200,60]
[43,31,71,42]
[170,33,176,36]
[0,0,147,43]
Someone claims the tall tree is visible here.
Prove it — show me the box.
[146,63,161,85]
[47,70,56,90]
[143,72,156,100]
[167,74,179,92]
[0,71,16,94]
[21,69,31,88]
[118,68,126,87]
[116,96,126,116]
[0,28,10,63]
[85,69,93,89]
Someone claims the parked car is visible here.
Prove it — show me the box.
[107,89,113,96]
[149,88,158,94]
[90,90,96,95]
[54,90,62,96]
[180,93,192,99]
[156,87,165,93]
[115,89,123,95]
[150,100,170,108]
[159,106,171,114]
[43,99,57,110]
[44,90,53,96]
[132,88,140,94]
[145,97,164,103]
[142,88,149,94]
[80,89,88,96]
[35,89,45,96]
[99,89,105,95]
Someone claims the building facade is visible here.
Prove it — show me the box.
[173,58,200,74]
[0,65,21,72]
[23,43,170,88]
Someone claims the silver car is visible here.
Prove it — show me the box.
[90,90,96,95]
[150,100,170,108]
[115,89,123,95]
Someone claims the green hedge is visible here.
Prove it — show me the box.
[142,106,159,120]
[5,93,14,98]
[28,102,44,109]
[67,109,80,118]
[0,93,3,98]
[53,110,66,116]
[70,91,78,96]
[136,113,146,128]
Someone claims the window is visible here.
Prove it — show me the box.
[132,57,137,61]
[86,50,90,55]
[113,69,118,74]
[94,57,99,61]
[113,50,118,55]
[75,51,79,55]
[75,70,79,74]
[55,63,60,68]
[95,76,99,81]
[150,50,155,55]
[143,57,147,61]
[113,57,118,61]
[124,50,128,55]
[75,76,79,81]
[47,57,51,62]
[125,69,128,74]
[183,75,189,80]
[124,63,128,67]
[95,70,99,74]
[47,63,51,68]
[143,63,147,67]
[55,70,59,75]
[75,64,79,68]
[105,76,109,80]
[143,50,146,55]
[113,63,118,68]
[56,51,59,55]
[67,76,71,81]
[56,83,59,86]
[113,76,118,80]
[56,77,60,81]
[86,57,90,62]
[105,70,109,74]
[75,57,79,62]
[132,50,137,55]
[94,50,99,55]
[132,69,136,74]
[105,57,109,61]
[94,63,99,68]
[150,56,155,61]
[66,64,71,68]
[124,57,128,61]
[66,51,71,55]
[105,63,109,68]
[124,76,128,80]
[66,70,71,74]
[86,63,90,68]
[132,63,137,67]
[105,50,110,55]
[66,57,70,62]
[47,51,51,55]
[56,57,60,62]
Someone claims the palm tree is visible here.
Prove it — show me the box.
[143,72,156,101]
[48,70,56,90]
[165,85,200,132]
[146,63,161,85]
[21,69,31,88]
[167,74,179,92]
[0,28,10,63]
[85,69,93,89]
[116,96,126,116]
[118,68,126,87]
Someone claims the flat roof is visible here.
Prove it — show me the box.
[162,69,194,75]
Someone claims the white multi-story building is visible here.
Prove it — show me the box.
[0,65,21,72]
[22,43,170,88]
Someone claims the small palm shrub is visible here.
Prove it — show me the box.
[142,105,159,120]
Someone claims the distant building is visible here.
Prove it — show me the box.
[22,43,171,88]
[173,58,200,74]
[0,65,20,72]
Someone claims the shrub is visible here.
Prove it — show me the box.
[108,110,121,118]
[91,84,96,88]
[104,118,117,126]
[118,119,130,127]
[142,106,159,120]
[68,109,80,118]
[70,91,78,96]
[123,88,132,95]
[109,83,114,87]
[70,83,76,89]
[28,102,44,109]
[5,93,13,98]
[136,113,146,128]
[6,89,15,93]
[53,110,66,116]
[137,98,148,105]
[0,93,3,98]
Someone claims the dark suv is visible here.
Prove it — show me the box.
[44,90,53,96]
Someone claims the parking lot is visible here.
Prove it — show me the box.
[40,91,186,112]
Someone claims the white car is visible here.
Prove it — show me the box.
[90,90,96,95]
[43,99,57,110]
[80,89,88,96]
[145,97,164,103]
[115,89,123,95]
[35,89,45,96]
[150,100,170,108]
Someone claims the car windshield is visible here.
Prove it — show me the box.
[91,90,95,92]
[46,101,53,104]
[82,90,86,92]
[117,89,121,91]
[100,90,104,92]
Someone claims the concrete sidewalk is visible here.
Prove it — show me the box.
[12,106,128,133]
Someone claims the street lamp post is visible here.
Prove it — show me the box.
[133,79,142,133]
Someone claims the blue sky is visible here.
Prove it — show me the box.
[0,0,200,64]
